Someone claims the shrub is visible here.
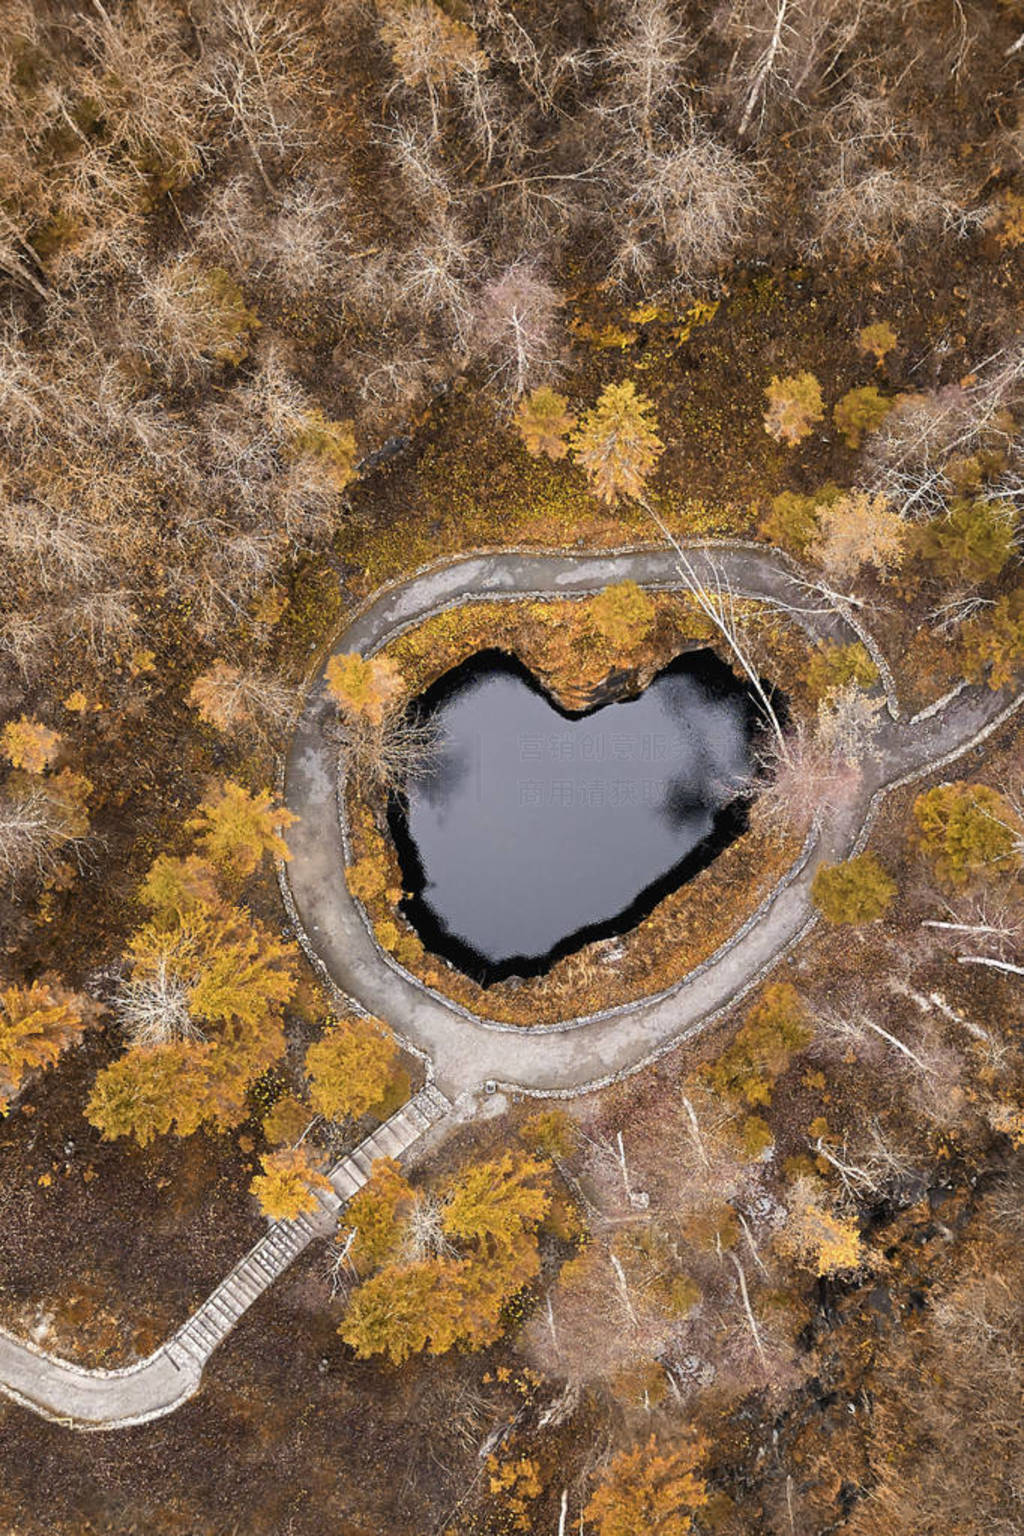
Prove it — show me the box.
[513,386,576,460]
[262,1094,312,1147]
[833,385,892,448]
[804,641,879,700]
[962,589,1024,689]
[857,322,898,366]
[763,372,824,446]
[917,499,1017,584]
[812,853,897,924]
[912,781,1023,887]
[759,483,842,558]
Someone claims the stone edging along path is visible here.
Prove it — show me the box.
[282,542,1024,1100]
[2,540,1021,1430]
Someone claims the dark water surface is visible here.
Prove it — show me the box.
[387,649,763,985]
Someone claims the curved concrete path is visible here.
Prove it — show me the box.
[0,1084,450,1428]
[2,541,1021,1430]
[282,544,1024,1101]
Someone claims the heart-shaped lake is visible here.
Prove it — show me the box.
[387,648,766,985]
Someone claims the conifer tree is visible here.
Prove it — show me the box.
[345,1157,416,1275]
[763,372,824,445]
[305,1015,400,1122]
[588,581,656,650]
[570,381,663,505]
[86,1042,211,1145]
[513,386,576,460]
[913,781,1023,887]
[962,589,1024,689]
[812,853,897,924]
[251,1146,330,1221]
[186,781,298,883]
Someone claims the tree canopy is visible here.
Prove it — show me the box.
[570,381,663,504]
[305,1015,400,1123]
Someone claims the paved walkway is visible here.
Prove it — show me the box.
[282,544,1024,1100]
[0,1084,451,1428]
[1,541,1020,1430]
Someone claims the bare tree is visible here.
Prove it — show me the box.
[189,660,296,745]
[0,782,90,887]
[115,959,205,1048]
[468,262,563,398]
[332,707,442,794]
[201,0,315,191]
[614,118,763,282]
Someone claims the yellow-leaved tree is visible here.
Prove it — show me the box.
[584,1435,709,1536]
[251,1146,330,1220]
[305,1015,401,1123]
[0,979,88,1112]
[325,652,404,725]
[0,717,62,773]
[186,781,298,883]
[571,381,663,505]
[340,1150,553,1363]
[776,1177,865,1275]
[88,900,297,1143]
[588,580,656,651]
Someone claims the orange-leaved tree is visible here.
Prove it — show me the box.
[584,1435,708,1536]
[0,979,88,1113]
[305,1015,400,1122]
[186,781,298,883]
[188,660,294,744]
[571,381,663,505]
[707,982,811,1108]
[251,1146,330,1220]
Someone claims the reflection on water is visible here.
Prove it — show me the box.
[386,648,764,985]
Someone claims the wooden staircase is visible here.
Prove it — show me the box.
[164,1083,451,1375]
